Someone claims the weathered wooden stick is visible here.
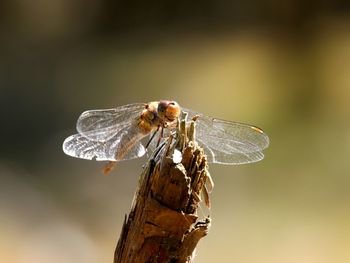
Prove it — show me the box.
[114,119,212,263]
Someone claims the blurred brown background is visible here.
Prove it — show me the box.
[1,1,350,262]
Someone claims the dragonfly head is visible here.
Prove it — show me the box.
[157,100,181,122]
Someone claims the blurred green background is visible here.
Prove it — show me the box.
[1,1,350,262]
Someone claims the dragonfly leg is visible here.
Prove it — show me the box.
[145,126,160,149]
[156,127,164,147]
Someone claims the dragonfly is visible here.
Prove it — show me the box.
[63,100,269,174]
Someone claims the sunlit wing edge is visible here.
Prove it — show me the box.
[62,133,147,161]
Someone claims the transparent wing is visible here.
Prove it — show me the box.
[63,125,147,161]
[76,103,145,142]
[183,108,269,165]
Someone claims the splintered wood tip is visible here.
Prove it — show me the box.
[114,114,213,263]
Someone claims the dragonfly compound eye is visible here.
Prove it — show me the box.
[157,100,180,122]
[157,101,166,114]
[165,101,180,121]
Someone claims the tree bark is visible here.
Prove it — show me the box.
[114,120,212,263]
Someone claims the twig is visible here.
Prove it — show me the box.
[114,118,212,263]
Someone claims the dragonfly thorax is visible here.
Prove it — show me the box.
[139,106,159,135]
